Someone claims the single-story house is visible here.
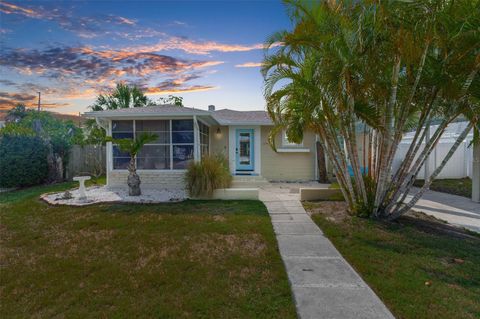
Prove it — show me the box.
[85,105,323,189]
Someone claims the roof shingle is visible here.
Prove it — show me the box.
[84,105,273,126]
[212,109,272,125]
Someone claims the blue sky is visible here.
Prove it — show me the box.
[0,0,290,114]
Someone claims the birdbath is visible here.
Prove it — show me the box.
[73,176,91,200]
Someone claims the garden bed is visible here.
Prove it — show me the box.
[41,186,185,206]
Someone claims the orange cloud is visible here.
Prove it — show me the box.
[235,62,263,68]
[146,85,218,95]
[0,1,42,18]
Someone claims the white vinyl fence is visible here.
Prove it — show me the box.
[392,122,474,179]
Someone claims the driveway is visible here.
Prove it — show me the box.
[409,188,480,233]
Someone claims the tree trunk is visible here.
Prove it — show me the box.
[387,123,473,219]
[127,157,141,196]
[316,141,329,183]
[374,56,401,216]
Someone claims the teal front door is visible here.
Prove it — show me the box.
[236,129,254,171]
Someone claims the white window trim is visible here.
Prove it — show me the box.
[282,130,303,147]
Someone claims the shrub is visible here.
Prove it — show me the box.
[185,154,232,198]
[0,135,49,188]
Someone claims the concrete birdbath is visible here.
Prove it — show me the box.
[73,176,91,200]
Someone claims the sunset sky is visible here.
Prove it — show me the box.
[0,0,290,114]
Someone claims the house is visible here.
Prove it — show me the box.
[85,105,321,189]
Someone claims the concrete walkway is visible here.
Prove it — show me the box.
[259,185,394,319]
[409,188,480,233]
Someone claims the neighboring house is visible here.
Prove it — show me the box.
[85,105,320,189]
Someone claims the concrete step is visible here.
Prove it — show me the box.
[230,175,270,188]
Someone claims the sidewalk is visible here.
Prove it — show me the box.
[409,188,480,233]
[260,185,394,319]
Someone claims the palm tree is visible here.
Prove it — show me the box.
[6,103,28,123]
[110,133,158,196]
[264,0,479,219]
[90,83,149,111]
[157,95,184,107]
[86,83,150,145]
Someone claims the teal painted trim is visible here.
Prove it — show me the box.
[235,129,254,171]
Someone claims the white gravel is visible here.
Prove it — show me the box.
[41,186,186,206]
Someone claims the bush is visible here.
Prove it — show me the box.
[0,135,49,188]
[185,154,232,197]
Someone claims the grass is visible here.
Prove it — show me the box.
[0,182,296,318]
[303,201,480,319]
[413,178,472,198]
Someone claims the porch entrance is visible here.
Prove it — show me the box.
[235,129,254,172]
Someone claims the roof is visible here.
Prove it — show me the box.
[84,105,211,117]
[212,109,272,125]
[83,105,273,126]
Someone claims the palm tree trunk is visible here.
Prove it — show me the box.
[388,123,473,219]
[316,140,329,183]
[316,125,356,210]
[127,156,141,196]
[374,56,401,216]
[385,120,449,214]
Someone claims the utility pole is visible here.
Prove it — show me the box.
[37,92,41,111]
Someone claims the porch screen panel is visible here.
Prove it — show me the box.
[172,120,194,169]
[136,120,171,170]
[112,120,133,169]
[199,122,209,157]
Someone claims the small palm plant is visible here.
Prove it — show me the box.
[109,133,157,196]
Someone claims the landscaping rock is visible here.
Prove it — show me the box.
[41,186,186,206]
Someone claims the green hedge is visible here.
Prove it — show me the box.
[0,135,49,188]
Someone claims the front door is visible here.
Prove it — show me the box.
[236,129,254,171]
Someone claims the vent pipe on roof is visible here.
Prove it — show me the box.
[208,105,215,111]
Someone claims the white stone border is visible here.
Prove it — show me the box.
[40,186,186,206]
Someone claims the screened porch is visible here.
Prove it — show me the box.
[108,117,209,171]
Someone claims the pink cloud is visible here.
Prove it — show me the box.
[235,62,263,68]
[126,37,278,55]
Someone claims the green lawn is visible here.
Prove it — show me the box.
[413,178,472,198]
[303,201,480,319]
[0,183,296,318]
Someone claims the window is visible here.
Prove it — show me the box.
[172,120,194,169]
[112,120,133,169]
[199,121,209,157]
[282,130,303,146]
[136,120,170,169]
[111,119,197,170]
